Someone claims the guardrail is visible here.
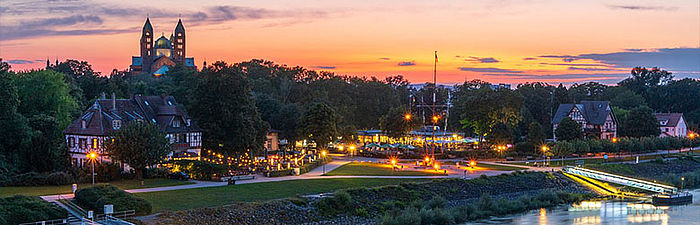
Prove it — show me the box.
[562,166,678,194]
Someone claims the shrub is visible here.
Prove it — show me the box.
[169,160,227,180]
[146,167,170,178]
[0,171,76,186]
[0,195,67,224]
[267,157,331,177]
[381,207,421,225]
[424,196,447,210]
[315,191,353,217]
[74,184,151,215]
[46,171,75,185]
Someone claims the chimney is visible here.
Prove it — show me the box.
[111,93,116,110]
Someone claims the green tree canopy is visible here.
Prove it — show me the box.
[618,106,660,138]
[379,106,418,138]
[14,70,78,130]
[106,121,171,181]
[188,62,268,159]
[555,117,583,141]
[299,102,338,149]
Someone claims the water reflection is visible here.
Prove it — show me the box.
[468,189,698,225]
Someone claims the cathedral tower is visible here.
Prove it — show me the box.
[140,18,154,71]
[173,19,186,63]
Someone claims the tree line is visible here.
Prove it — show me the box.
[1,57,698,177]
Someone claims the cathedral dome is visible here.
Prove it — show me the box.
[154,36,172,49]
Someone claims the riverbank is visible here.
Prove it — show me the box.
[587,157,700,189]
[139,171,595,225]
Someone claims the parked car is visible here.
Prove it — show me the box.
[167,172,190,180]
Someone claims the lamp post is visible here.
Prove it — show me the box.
[87,152,98,185]
[541,145,549,167]
[321,150,327,175]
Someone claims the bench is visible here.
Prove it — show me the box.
[224,175,255,185]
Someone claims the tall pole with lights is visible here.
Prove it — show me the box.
[87,152,98,185]
[432,51,438,164]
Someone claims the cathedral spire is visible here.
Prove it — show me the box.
[143,17,153,33]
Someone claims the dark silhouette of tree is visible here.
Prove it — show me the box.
[299,102,338,149]
[107,121,171,183]
[618,106,660,138]
[555,117,583,141]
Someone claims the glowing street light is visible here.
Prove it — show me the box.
[405,114,412,120]
[469,160,476,168]
[432,115,439,123]
[689,132,697,139]
[321,150,328,175]
[611,137,618,143]
[87,152,98,185]
[541,145,550,153]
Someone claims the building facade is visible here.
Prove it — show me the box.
[130,18,196,75]
[63,94,202,167]
[654,113,687,137]
[552,101,617,140]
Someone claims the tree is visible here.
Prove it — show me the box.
[188,62,268,160]
[568,82,607,102]
[299,102,338,149]
[14,70,79,129]
[551,141,573,166]
[516,83,554,137]
[107,121,171,183]
[618,106,660,138]
[555,117,583,141]
[0,60,32,169]
[455,86,523,144]
[379,106,417,139]
[603,86,647,110]
[619,67,673,101]
[526,122,545,145]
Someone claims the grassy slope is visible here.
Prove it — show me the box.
[0,179,194,197]
[136,178,433,212]
[324,162,443,176]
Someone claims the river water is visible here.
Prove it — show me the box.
[468,189,700,225]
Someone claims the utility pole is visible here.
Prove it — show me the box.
[432,51,437,163]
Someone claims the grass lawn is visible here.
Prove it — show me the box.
[136,178,433,212]
[0,178,194,197]
[324,162,443,176]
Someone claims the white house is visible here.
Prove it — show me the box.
[654,113,687,137]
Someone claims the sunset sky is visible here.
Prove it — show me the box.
[1,0,699,85]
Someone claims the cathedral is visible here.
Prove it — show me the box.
[130,18,196,76]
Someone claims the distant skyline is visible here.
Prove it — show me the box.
[1,0,699,85]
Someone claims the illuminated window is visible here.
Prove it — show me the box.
[113,120,121,130]
[92,138,98,149]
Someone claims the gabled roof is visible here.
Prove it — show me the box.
[654,113,684,127]
[552,101,614,125]
[64,95,200,136]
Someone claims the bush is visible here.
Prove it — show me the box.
[0,195,67,224]
[315,191,353,217]
[0,171,76,186]
[513,142,535,155]
[146,167,170,178]
[74,184,151,215]
[169,160,227,180]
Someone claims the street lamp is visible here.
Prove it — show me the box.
[349,145,356,157]
[611,137,618,143]
[321,150,327,175]
[87,152,98,185]
[405,114,412,121]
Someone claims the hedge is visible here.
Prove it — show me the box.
[0,171,75,186]
[267,157,332,177]
[554,136,699,155]
[0,195,67,224]
[168,160,227,180]
[74,184,151,215]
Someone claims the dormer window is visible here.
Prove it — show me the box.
[186,119,191,127]
[151,118,157,123]
[173,119,181,128]
[144,101,150,106]
[81,120,87,129]
[113,120,122,130]
[167,101,172,106]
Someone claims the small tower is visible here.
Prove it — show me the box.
[172,19,186,63]
[140,17,154,72]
